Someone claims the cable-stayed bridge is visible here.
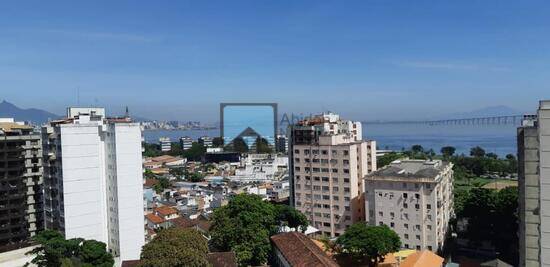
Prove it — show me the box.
[363,115,530,126]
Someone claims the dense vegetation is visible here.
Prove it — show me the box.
[139,228,210,267]
[209,194,307,266]
[335,223,401,267]
[142,141,206,161]
[26,230,114,267]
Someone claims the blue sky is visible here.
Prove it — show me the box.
[1,1,549,121]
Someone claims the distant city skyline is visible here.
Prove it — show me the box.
[2,1,549,121]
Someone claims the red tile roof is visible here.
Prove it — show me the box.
[401,250,444,267]
[154,206,179,217]
[206,252,238,267]
[144,179,159,187]
[145,213,164,225]
[170,217,212,232]
[271,232,339,267]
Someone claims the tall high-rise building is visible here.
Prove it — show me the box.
[364,159,454,252]
[288,113,376,237]
[42,108,144,261]
[0,119,43,252]
[518,100,550,267]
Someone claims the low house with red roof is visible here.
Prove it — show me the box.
[271,232,339,267]
[154,205,180,220]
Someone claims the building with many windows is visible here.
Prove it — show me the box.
[517,100,550,267]
[198,136,213,148]
[288,113,376,237]
[364,159,454,252]
[180,136,193,151]
[0,119,43,252]
[159,137,171,152]
[42,108,144,261]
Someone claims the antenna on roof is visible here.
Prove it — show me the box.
[125,106,130,118]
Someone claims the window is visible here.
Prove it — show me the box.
[404,234,409,239]
[294,149,300,154]
[416,245,421,250]
[390,212,395,218]
[344,187,350,193]
[321,150,328,155]
[332,168,338,173]
[403,193,408,198]
[416,235,421,240]
[323,195,330,200]
[295,175,301,181]
[330,159,338,164]
[304,149,310,155]
[427,225,432,230]
[404,223,409,229]
[313,185,321,190]
[427,204,432,209]
[312,149,319,155]
[428,246,433,251]
[332,150,338,156]
[333,186,339,192]
[295,158,300,163]
[403,203,408,208]
[415,204,420,209]
[427,214,432,220]
[322,186,329,191]
[390,222,395,228]
[314,177,320,181]
[343,150,349,156]
[343,159,350,165]
[379,221,383,226]
[343,169,350,174]
[415,193,420,199]
[426,184,431,189]
[405,244,410,249]
[404,213,409,220]
[343,178,350,183]
[332,177,338,182]
[312,168,320,172]
[295,167,300,171]
[379,211,384,217]
[415,225,421,230]
[321,168,329,173]
[333,196,339,201]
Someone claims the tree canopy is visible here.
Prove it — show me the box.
[440,146,456,158]
[336,223,401,267]
[27,230,114,267]
[139,228,210,267]
[183,142,206,161]
[255,137,272,154]
[470,146,486,157]
[376,152,404,168]
[209,194,307,266]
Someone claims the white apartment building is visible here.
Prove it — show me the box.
[289,113,377,237]
[42,108,144,261]
[180,136,193,151]
[159,137,171,152]
[230,154,288,182]
[364,159,454,252]
[518,100,550,267]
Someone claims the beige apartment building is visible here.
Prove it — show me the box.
[518,100,550,267]
[288,113,376,237]
[364,159,454,252]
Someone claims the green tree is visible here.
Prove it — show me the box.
[255,137,272,154]
[231,137,249,153]
[212,137,224,147]
[78,240,115,267]
[336,223,400,267]
[377,152,404,168]
[143,143,161,157]
[486,152,498,159]
[210,194,306,266]
[153,177,170,194]
[27,230,113,267]
[139,228,210,267]
[440,146,456,158]
[411,144,424,154]
[470,146,486,157]
[183,142,206,161]
[275,204,308,232]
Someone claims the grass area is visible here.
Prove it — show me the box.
[454,177,515,191]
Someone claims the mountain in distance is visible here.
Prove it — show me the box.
[0,100,60,124]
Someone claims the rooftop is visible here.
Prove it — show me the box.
[271,232,339,267]
[154,206,179,217]
[206,252,238,267]
[366,159,450,182]
[145,213,164,224]
[400,250,444,267]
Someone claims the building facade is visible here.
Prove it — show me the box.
[198,136,213,148]
[364,159,454,252]
[518,100,550,267]
[42,108,144,261]
[0,119,43,252]
[288,113,376,237]
[159,137,171,152]
[180,136,193,151]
